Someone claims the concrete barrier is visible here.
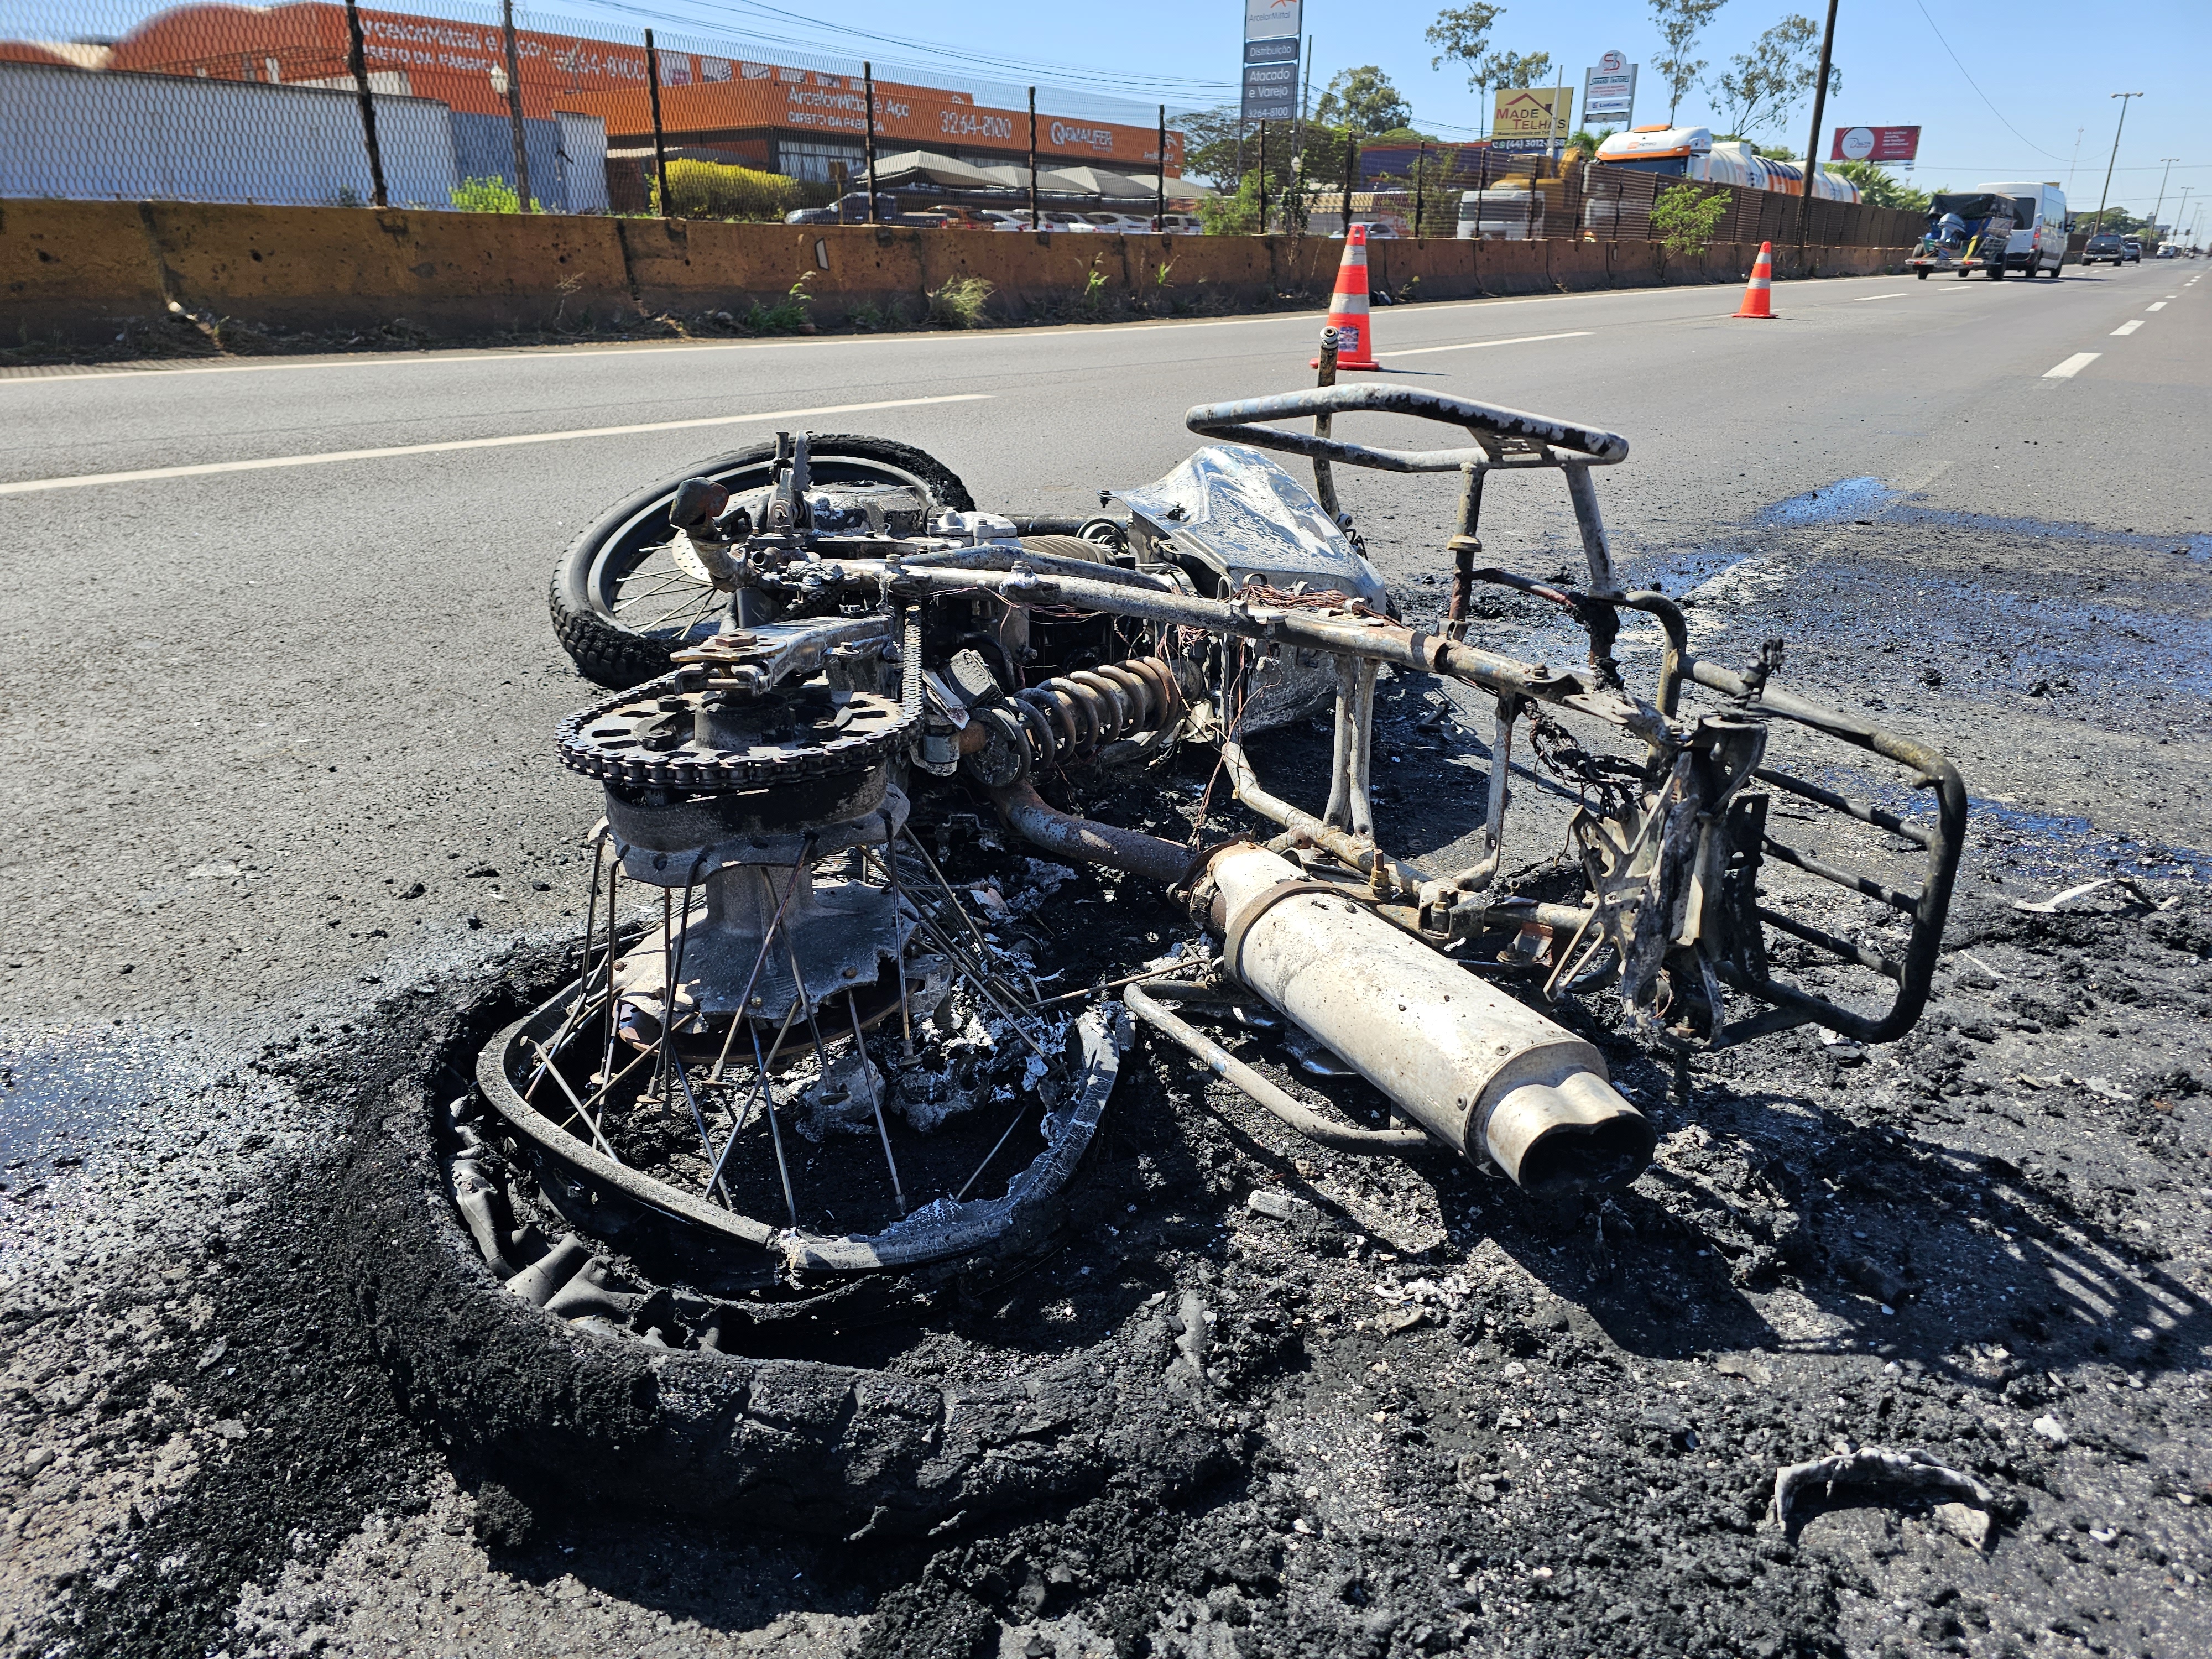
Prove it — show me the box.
[1,197,1911,348]
[1,199,170,343]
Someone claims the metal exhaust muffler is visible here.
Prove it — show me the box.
[1202,846,1653,1193]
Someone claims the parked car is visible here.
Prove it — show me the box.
[974,209,1030,232]
[1077,212,1147,233]
[2080,233,2125,265]
[2121,237,2143,263]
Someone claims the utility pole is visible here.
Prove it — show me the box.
[2150,158,2178,241]
[2173,186,2192,251]
[1796,0,1840,254]
[2091,92,2141,237]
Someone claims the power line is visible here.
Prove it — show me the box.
[580,0,1239,97]
[1908,0,2069,163]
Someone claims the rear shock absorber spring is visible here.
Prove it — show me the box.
[962,654,1192,787]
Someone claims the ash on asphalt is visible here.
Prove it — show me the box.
[5,481,2211,1659]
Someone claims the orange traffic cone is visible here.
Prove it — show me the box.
[1734,242,1776,318]
[1312,224,1380,368]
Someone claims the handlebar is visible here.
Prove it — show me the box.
[1184,384,1629,473]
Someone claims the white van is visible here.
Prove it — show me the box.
[1976,181,2067,276]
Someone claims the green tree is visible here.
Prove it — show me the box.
[1489,51,1553,91]
[1650,182,1729,267]
[1314,66,1413,136]
[1648,0,1728,124]
[1830,160,1928,211]
[1425,6,1551,139]
[1172,105,1249,191]
[1709,14,1839,139]
[1426,3,1503,104]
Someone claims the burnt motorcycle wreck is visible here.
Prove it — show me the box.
[459,373,1965,1351]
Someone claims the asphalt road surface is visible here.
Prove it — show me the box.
[3,259,2210,1659]
[0,260,2204,1031]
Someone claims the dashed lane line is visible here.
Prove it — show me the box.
[2112,320,2145,336]
[0,393,990,496]
[2148,301,2168,311]
[1854,291,1910,301]
[1382,331,1595,358]
[2043,352,2101,379]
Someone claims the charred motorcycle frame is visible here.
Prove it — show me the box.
[458,359,1964,1344]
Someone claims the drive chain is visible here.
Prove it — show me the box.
[556,672,915,793]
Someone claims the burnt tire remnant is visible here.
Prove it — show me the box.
[331,946,1229,1537]
[549,433,976,689]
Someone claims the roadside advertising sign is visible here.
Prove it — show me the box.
[1832,125,1921,165]
[1241,58,1300,122]
[1583,53,1636,124]
[1492,86,1571,147]
[1240,0,1302,122]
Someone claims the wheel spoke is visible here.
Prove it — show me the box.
[612,576,698,612]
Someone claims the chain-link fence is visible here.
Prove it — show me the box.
[2,1,1919,248]
[1230,127,1921,248]
[0,0,1177,215]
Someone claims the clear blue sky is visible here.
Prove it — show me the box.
[549,0,2210,226]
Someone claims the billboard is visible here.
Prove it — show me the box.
[1241,0,1302,123]
[1832,125,1921,165]
[1491,86,1571,152]
[1583,52,1636,124]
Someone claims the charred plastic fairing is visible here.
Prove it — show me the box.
[459,360,1964,1347]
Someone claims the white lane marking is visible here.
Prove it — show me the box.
[0,393,990,496]
[2147,301,2167,311]
[1854,291,1910,301]
[2111,320,2145,335]
[2043,352,2101,379]
[1385,330,1595,358]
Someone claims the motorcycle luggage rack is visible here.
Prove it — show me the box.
[1184,380,1966,1052]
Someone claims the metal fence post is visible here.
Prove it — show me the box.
[1342,134,1357,232]
[1028,88,1039,230]
[1258,122,1269,234]
[500,0,533,211]
[1156,105,1166,233]
[342,0,387,207]
[644,29,670,216]
[1413,142,1426,238]
[863,62,879,223]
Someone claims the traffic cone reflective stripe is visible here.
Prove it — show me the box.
[1734,241,1776,319]
[1313,224,1380,368]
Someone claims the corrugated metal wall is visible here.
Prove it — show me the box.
[0,60,460,207]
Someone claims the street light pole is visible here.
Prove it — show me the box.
[1796,0,1841,256]
[2149,158,2178,242]
[2091,92,2141,237]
